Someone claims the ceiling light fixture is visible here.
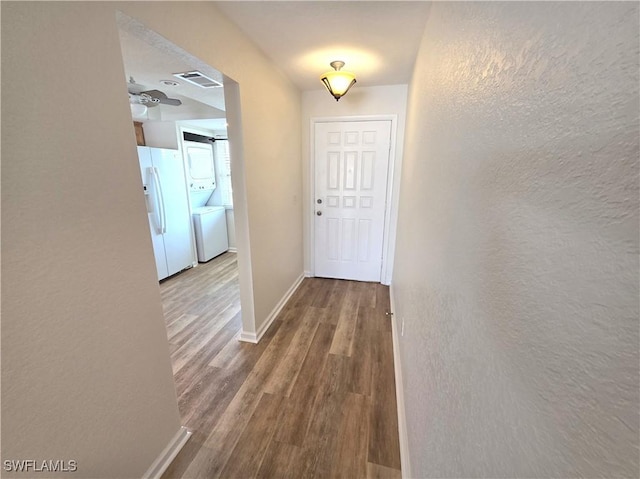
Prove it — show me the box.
[320,61,356,101]
[130,103,148,118]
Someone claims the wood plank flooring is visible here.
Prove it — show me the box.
[159,252,401,478]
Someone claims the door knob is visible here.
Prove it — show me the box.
[317,199,323,204]
[316,211,322,216]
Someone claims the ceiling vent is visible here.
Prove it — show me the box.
[173,71,223,88]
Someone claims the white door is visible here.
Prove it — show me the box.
[314,120,392,281]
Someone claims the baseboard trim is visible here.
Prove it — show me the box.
[304,270,312,277]
[389,285,411,479]
[238,272,305,344]
[142,426,192,479]
[227,247,238,253]
[238,330,258,343]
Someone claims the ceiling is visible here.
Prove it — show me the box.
[116,1,431,126]
[214,1,432,91]
[118,21,227,127]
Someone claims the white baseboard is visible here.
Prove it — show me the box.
[228,247,238,253]
[389,285,411,479]
[142,426,192,479]
[304,270,312,277]
[238,272,305,344]
[238,330,258,343]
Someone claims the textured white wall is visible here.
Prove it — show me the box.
[1,3,182,477]
[393,2,639,477]
[2,1,301,477]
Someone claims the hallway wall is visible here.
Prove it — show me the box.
[1,2,302,477]
[393,2,639,477]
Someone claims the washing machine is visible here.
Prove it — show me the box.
[192,206,229,262]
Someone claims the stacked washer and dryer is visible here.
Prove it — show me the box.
[184,140,229,262]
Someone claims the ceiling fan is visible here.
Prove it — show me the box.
[128,77,182,107]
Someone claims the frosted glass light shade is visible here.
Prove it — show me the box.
[130,103,148,118]
[320,61,356,101]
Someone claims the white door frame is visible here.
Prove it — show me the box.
[309,115,399,285]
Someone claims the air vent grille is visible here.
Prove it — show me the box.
[173,71,223,88]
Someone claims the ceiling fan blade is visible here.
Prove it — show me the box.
[141,89,182,106]
[157,97,182,106]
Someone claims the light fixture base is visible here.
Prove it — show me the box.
[329,60,345,71]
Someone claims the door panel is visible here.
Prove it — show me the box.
[314,120,391,282]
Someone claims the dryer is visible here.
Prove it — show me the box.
[192,206,228,262]
[184,141,216,192]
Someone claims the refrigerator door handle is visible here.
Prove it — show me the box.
[146,167,161,234]
[153,167,167,234]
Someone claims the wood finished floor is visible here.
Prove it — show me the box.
[159,252,401,478]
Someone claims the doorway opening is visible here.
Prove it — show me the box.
[116,12,255,428]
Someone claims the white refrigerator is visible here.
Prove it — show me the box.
[138,146,195,280]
